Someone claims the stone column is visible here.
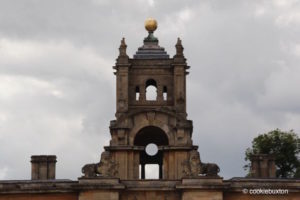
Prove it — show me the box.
[173,65,186,114]
[159,164,163,179]
[157,86,163,102]
[141,164,145,179]
[140,84,146,102]
[116,67,129,113]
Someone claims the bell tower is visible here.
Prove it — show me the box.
[115,19,188,118]
[108,18,196,180]
[80,18,221,200]
[82,16,219,182]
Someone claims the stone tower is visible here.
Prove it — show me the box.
[80,18,221,200]
[109,18,196,180]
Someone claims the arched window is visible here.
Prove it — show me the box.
[163,86,167,101]
[145,79,157,101]
[135,86,140,101]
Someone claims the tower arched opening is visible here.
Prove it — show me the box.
[134,126,168,179]
[145,79,157,101]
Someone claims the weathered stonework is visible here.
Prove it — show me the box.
[82,151,118,178]
[103,29,211,182]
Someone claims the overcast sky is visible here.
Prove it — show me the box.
[0,0,300,180]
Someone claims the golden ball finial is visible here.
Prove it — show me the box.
[145,18,157,32]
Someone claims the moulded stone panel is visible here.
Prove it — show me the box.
[182,191,223,200]
[162,151,190,180]
[176,151,189,179]
[113,151,129,179]
[168,151,176,179]
[79,190,119,200]
[111,150,140,180]
[120,191,181,200]
[128,151,140,179]
[176,129,186,145]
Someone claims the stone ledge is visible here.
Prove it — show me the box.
[0,179,78,194]
[77,178,125,190]
[78,177,120,185]
[122,180,180,191]
[181,177,223,185]
[177,178,226,190]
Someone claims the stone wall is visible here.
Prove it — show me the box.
[0,194,77,200]
[1,178,300,200]
[224,192,299,200]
